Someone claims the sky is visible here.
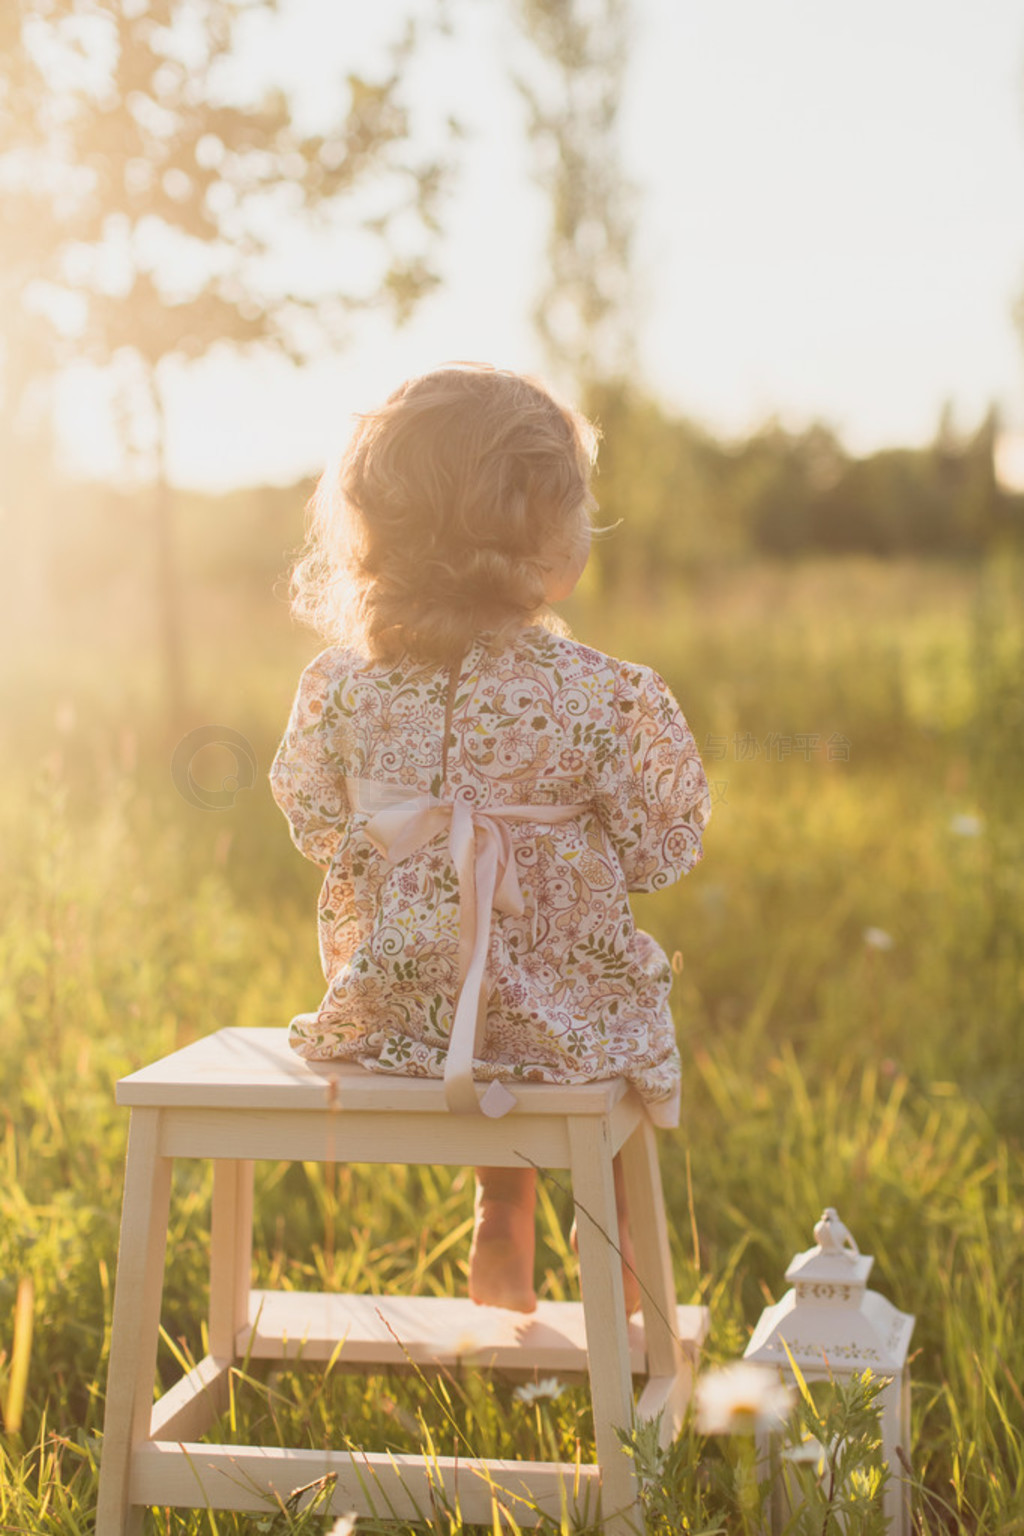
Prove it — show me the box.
[56,0,1024,491]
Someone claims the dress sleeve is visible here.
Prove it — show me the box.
[269,650,349,871]
[594,660,711,892]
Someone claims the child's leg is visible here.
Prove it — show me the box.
[469,1166,537,1313]
[571,1154,642,1317]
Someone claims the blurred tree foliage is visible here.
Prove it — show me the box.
[0,0,451,727]
[512,0,635,387]
[586,384,1017,592]
[503,4,1016,577]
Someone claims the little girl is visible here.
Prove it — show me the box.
[270,364,710,1315]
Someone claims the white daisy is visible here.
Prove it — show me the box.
[696,1363,795,1436]
[514,1377,564,1405]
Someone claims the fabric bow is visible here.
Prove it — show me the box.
[346,778,585,1116]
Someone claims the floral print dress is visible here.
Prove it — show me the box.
[269,626,710,1126]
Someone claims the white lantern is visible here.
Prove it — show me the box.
[744,1208,915,1535]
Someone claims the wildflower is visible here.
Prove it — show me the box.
[327,1516,357,1536]
[863,927,894,951]
[514,1377,564,1405]
[949,813,983,838]
[695,1363,794,1435]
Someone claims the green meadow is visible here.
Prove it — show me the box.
[1,528,1022,1531]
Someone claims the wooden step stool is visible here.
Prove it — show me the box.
[96,1027,708,1534]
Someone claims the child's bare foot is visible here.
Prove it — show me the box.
[469,1167,537,1313]
[570,1154,642,1318]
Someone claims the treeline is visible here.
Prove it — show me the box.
[585,384,1019,588]
[8,389,1021,646]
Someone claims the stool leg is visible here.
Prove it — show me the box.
[568,1117,643,1536]
[209,1158,254,1358]
[620,1117,691,1443]
[96,1108,173,1536]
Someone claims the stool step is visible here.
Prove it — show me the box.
[243,1289,709,1379]
[132,1440,602,1525]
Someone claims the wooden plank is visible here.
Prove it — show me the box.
[118,1028,629,1117]
[240,1290,707,1376]
[131,1441,602,1526]
[158,1105,573,1169]
[150,1355,231,1441]
[209,1160,254,1357]
[607,1091,645,1156]
[620,1116,684,1380]
[635,1367,698,1445]
[675,1304,710,1355]
[567,1116,641,1536]
[239,1291,675,1376]
[95,1108,173,1536]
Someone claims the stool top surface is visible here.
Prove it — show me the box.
[116,1027,631,1115]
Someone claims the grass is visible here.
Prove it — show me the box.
[1,543,1022,1531]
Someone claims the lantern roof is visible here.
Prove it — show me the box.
[744,1208,915,1375]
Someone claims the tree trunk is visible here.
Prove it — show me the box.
[148,365,188,738]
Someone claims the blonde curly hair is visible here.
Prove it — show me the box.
[288,364,599,664]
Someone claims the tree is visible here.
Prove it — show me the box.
[0,0,451,730]
[511,0,636,391]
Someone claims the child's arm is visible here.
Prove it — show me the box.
[595,660,711,892]
[269,650,349,871]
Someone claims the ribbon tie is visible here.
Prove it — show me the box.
[346,778,586,1117]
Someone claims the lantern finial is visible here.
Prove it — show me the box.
[813,1207,859,1258]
